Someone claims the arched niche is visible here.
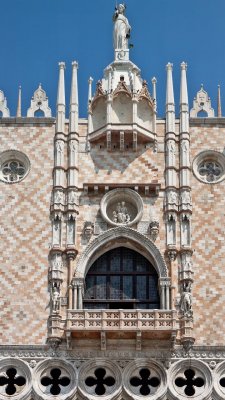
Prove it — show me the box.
[111,94,132,124]
[75,227,168,279]
[137,98,154,130]
[92,97,107,131]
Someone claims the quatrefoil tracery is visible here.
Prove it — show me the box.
[175,368,204,396]
[2,160,26,183]
[85,367,115,395]
[198,161,222,182]
[0,367,26,395]
[41,368,70,395]
[130,368,160,396]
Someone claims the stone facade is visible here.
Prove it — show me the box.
[0,5,225,400]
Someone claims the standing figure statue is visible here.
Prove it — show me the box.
[113,4,131,50]
[179,282,192,317]
[51,285,60,314]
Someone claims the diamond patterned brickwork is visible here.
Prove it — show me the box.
[78,144,162,186]
[190,123,225,345]
[0,124,55,345]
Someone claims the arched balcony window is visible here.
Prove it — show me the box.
[84,247,160,309]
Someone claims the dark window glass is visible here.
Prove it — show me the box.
[84,247,159,309]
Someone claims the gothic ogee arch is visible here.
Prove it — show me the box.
[75,226,168,279]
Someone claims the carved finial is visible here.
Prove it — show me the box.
[16,85,22,117]
[190,86,215,117]
[27,85,51,117]
[217,84,222,117]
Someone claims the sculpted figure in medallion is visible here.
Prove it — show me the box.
[113,4,131,50]
[113,201,130,224]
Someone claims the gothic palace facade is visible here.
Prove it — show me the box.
[0,5,225,400]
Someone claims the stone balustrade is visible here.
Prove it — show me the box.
[67,309,177,331]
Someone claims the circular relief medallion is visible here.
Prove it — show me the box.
[193,150,225,184]
[0,150,30,184]
[100,188,143,227]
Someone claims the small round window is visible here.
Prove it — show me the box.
[193,150,225,184]
[0,150,30,184]
[198,160,222,183]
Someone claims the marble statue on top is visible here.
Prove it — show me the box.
[113,4,131,50]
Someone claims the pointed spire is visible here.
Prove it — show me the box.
[16,86,22,117]
[56,62,66,133]
[180,62,188,105]
[88,77,93,106]
[152,77,157,112]
[166,63,175,133]
[87,77,93,135]
[217,84,222,117]
[166,63,174,105]
[180,62,189,133]
[69,61,79,132]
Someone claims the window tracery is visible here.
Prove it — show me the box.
[192,150,225,184]
[84,247,160,309]
[0,150,30,184]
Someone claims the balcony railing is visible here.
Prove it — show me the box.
[67,309,177,332]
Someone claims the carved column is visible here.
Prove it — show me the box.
[159,278,171,310]
[72,278,85,309]
[65,62,80,311]
[179,62,194,351]
[165,63,178,251]
[164,64,178,315]
[48,62,66,347]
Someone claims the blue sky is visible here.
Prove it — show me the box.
[1,0,225,118]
